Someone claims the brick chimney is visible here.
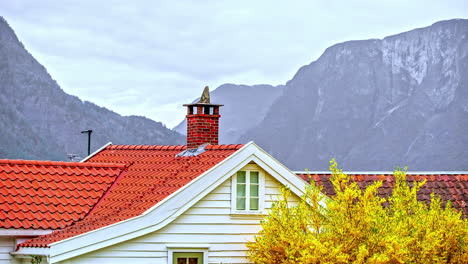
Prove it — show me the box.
[184,86,223,149]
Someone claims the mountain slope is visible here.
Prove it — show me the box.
[0,17,184,160]
[241,19,468,170]
[173,83,284,144]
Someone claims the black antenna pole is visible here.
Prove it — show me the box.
[81,130,93,156]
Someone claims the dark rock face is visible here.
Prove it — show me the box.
[173,83,284,144]
[241,19,468,171]
[0,17,184,161]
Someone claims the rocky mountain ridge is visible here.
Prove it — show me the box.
[0,16,184,161]
[241,19,468,170]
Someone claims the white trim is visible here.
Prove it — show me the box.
[247,144,308,196]
[16,142,309,263]
[80,142,112,162]
[293,171,468,175]
[167,245,210,264]
[166,244,210,249]
[11,247,50,256]
[11,248,51,264]
[231,164,265,215]
[0,228,53,236]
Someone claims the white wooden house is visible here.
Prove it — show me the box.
[3,94,308,264]
[9,142,306,264]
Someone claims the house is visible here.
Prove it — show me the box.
[0,160,127,264]
[1,89,467,264]
[2,92,309,264]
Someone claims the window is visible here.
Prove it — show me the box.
[231,167,264,214]
[167,245,209,264]
[173,252,203,264]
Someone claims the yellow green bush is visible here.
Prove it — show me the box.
[247,159,468,264]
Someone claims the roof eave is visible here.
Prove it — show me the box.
[11,246,50,257]
[0,228,53,237]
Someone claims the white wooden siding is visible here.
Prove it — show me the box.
[0,237,18,264]
[61,170,300,264]
[1,238,48,264]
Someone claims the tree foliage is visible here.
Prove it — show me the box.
[247,159,468,264]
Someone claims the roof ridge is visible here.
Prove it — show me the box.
[0,159,126,169]
[107,144,244,151]
[107,145,187,150]
[203,144,244,150]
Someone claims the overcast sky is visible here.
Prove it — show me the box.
[1,0,466,127]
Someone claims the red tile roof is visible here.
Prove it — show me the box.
[0,159,126,230]
[19,144,243,248]
[297,172,468,217]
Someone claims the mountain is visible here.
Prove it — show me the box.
[173,83,284,144]
[0,16,184,161]
[241,19,468,171]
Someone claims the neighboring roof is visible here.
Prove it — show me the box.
[20,144,243,248]
[0,159,126,230]
[296,172,468,217]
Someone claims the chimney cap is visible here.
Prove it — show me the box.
[183,103,224,107]
[183,86,223,107]
[198,86,211,103]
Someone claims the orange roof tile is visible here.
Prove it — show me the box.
[0,159,126,230]
[20,144,243,248]
[297,172,468,217]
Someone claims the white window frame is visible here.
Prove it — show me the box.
[231,164,265,215]
[166,244,210,264]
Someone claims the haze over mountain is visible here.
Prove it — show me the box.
[240,19,468,171]
[0,16,183,161]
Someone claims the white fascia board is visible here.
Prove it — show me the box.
[80,142,112,162]
[11,247,50,256]
[250,155,306,197]
[0,228,53,236]
[247,143,309,197]
[45,142,309,263]
[293,171,468,175]
[166,244,211,249]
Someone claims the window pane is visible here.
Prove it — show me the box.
[189,258,198,264]
[236,197,246,210]
[237,171,246,183]
[237,184,246,196]
[250,184,259,197]
[250,171,259,183]
[177,258,187,264]
[250,198,259,210]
